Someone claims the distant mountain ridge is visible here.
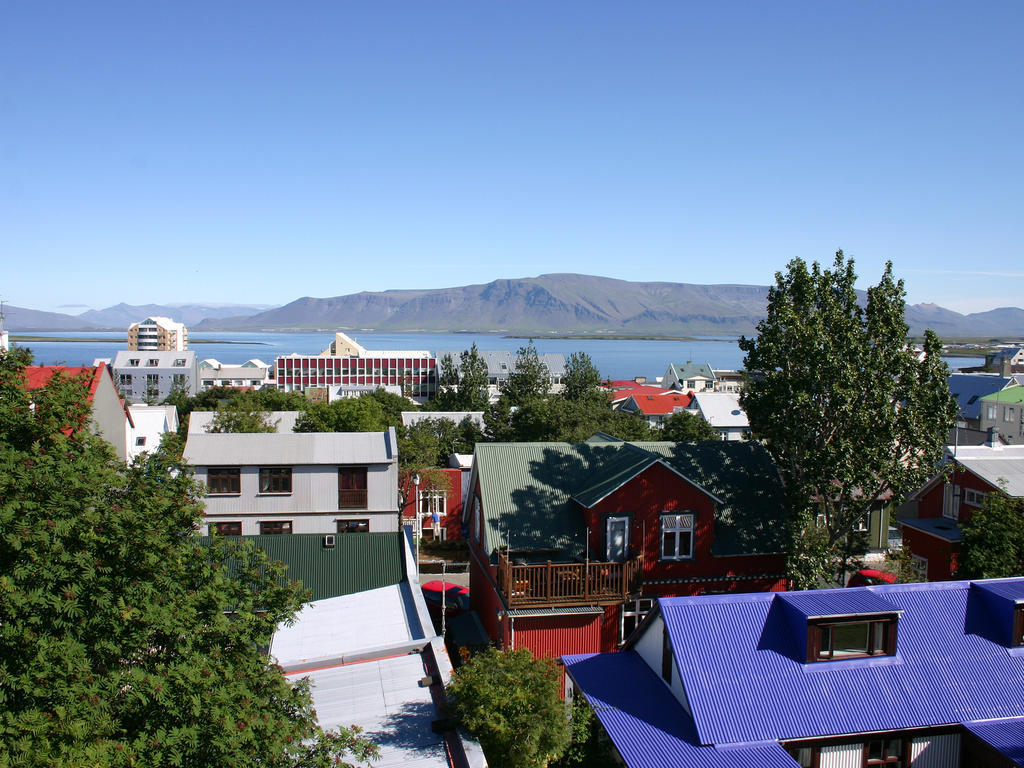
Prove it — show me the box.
[3,303,273,331]
[7,275,1024,337]
[197,273,1024,338]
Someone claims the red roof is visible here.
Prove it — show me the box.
[607,383,680,403]
[24,365,104,401]
[622,392,694,415]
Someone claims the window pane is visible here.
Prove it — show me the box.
[832,622,870,656]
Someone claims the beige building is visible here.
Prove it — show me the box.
[127,316,189,351]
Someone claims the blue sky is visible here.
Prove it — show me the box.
[2,1,1021,314]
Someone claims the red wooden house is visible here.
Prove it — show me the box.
[464,434,788,658]
[400,467,466,541]
[903,439,1024,581]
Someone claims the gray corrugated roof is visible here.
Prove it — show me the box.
[953,445,1024,497]
[401,410,485,429]
[436,349,566,376]
[183,429,396,465]
[473,439,786,559]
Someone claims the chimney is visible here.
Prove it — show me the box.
[987,426,1002,449]
[1002,357,1012,377]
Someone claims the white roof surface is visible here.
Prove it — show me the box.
[401,411,485,429]
[271,584,428,669]
[951,444,1024,497]
[692,392,750,428]
[182,429,396,465]
[295,654,449,768]
[187,410,302,434]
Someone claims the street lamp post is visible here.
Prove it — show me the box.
[412,472,421,572]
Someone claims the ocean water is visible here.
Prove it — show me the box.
[12,330,984,382]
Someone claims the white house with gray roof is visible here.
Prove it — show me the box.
[687,392,751,441]
[112,349,199,402]
[183,428,399,536]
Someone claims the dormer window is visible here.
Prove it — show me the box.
[777,590,902,664]
[173,358,186,367]
[128,358,140,367]
[147,358,159,367]
[1014,605,1024,647]
[807,615,899,662]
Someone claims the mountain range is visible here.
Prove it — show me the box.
[6,275,1024,338]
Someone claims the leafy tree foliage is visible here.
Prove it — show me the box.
[446,647,572,768]
[959,490,1024,579]
[293,396,389,433]
[0,349,376,767]
[660,409,719,442]
[561,352,603,403]
[362,387,414,429]
[432,344,490,411]
[499,343,552,407]
[738,252,956,588]
[206,397,280,433]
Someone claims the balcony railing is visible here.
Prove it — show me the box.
[338,489,368,509]
[497,551,642,608]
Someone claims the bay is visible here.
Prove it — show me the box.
[12,331,984,381]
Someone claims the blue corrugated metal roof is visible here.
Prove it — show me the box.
[964,718,1024,766]
[660,580,1024,746]
[563,652,800,768]
[975,579,1024,603]
[777,588,901,619]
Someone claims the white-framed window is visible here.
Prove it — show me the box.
[419,489,446,518]
[660,512,695,560]
[987,405,998,420]
[815,512,828,528]
[942,483,961,520]
[1006,407,1017,422]
[146,359,159,367]
[964,488,988,507]
[855,513,870,533]
[620,597,655,643]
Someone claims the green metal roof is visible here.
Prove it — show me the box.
[473,439,786,560]
[668,362,716,382]
[203,532,405,602]
[980,387,1024,404]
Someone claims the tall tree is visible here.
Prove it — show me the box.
[561,352,603,403]
[458,343,491,411]
[446,647,573,768]
[499,343,551,407]
[958,490,1024,579]
[738,252,956,588]
[206,397,279,433]
[0,349,376,767]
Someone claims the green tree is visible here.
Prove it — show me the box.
[293,397,388,433]
[446,647,572,768]
[458,344,491,410]
[738,252,957,588]
[400,417,460,469]
[561,352,603,403]
[206,398,279,433]
[499,343,551,407]
[431,345,490,411]
[0,349,377,767]
[958,489,1024,579]
[660,409,719,442]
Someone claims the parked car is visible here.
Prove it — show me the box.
[421,580,470,620]
[847,568,897,587]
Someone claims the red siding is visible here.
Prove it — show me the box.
[584,462,787,594]
[400,468,465,540]
[917,467,998,525]
[902,527,959,581]
[511,614,602,657]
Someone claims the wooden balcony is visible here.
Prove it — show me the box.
[338,489,368,509]
[497,551,643,608]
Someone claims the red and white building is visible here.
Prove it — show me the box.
[275,332,435,401]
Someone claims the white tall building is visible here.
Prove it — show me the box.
[127,316,189,351]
